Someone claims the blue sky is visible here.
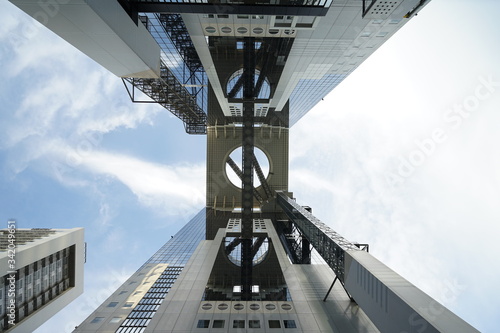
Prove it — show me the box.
[1,0,499,332]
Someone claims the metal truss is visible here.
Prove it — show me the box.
[252,153,273,200]
[241,37,256,301]
[275,220,310,265]
[226,157,264,203]
[133,1,330,17]
[158,14,203,73]
[276,192,359,282]
[122,62,207,134]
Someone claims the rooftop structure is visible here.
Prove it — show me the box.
[0,227,85,332]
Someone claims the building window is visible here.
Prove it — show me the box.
[213,320,225,328]
[123,302,134,307]
[233,320,245,328]
[249,320,261,328]
[284,320,297,328]
[269,320,281,328]
[110,317,121,323]
[217,14,229,19]
[119,290,128,295]
[91,317,104,324]
[197,320,210,328]
[107,302,118,307]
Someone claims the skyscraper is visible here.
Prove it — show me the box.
[0,227,84,332]
[7,0,479,332]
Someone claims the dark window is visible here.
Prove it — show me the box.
[284,320,297,328]
[249,320,261,328]
[107,302,118,307]
[90,317,104,324]
[197,319,210,328]
[233,320,245,328]
[213,320,225,328]
[218,14,229,18]
[269,320,281,328]
[123,302,133,307]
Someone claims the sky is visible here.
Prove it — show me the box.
[0,0,499,332]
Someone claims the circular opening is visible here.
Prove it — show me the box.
[281,304,292,311]
[225,146,270,189]
[234,303,244,310]
[201,303,213,310]
[249,303,260,311]
[253,27,264,34]
[205,26,216,33]
[237,27,248,34]
[284,29,295,35]
[218,303,229,310]
[265,304,276,311]
[221,26,232,33]
[225,236,269,267]
[226,69,271,99]
[269,29,279,35]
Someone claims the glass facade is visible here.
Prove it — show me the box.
[289,73,348,126]
[141,13,207,114]
[142,208,206,268]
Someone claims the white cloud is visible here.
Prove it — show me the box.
[78,150,205,216]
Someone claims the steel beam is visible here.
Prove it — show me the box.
[122,61,207,134]
[276,191,358,282]
[134,2,329,17]
[241,37,256,301]
[252,153,273,200]
[226,157,264,203]
[276,191,479,333]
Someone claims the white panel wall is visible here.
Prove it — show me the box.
[9,0,161,78]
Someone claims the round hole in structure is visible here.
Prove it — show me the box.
[249,303,260,310]
[218,303,229,310]
[265,304,276,311]
[205,26,216,33]
[201,303,212,310]
[225,146,270,189]
[253,27,264,34]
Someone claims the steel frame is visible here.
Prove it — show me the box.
[276,192,359,282]
[122,62,207,134]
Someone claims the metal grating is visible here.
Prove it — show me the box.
[276,192,359,282]
[123,62,207,134]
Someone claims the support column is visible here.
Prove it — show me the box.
[241,37,255,301]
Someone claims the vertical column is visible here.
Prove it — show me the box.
[241,37,255,301]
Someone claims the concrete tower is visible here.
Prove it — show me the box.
[8,0,479,332]
[0,227,84,332]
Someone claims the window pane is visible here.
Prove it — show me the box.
[213,320,225,328]
[284,320,297,328]
[269,320,281,328]
[90,317,104,324]
[197,319,210,328]
[249,320,261,328]
[107,302,118,307]
[233,320,245,328]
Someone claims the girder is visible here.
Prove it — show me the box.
[276,191,359,282]
[226,157,264,203]
[252,153,273,200]
[122,61,207,134]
